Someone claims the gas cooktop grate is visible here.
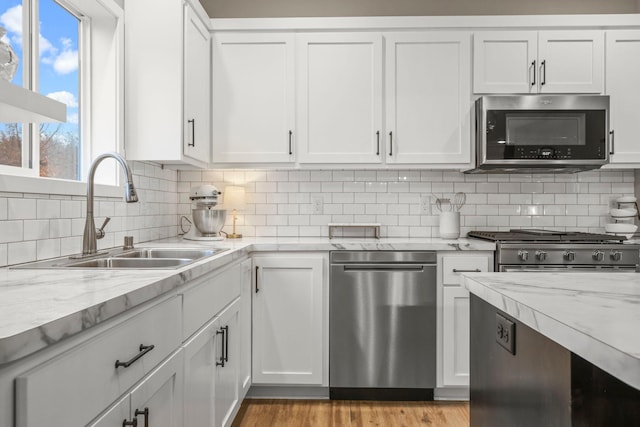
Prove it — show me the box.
[468,229,625,243]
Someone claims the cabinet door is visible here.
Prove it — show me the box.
[253,256,325,385]
[183,317,218,427]
[606,30,640,164]
[442,287,470,387]
[473,31,538,94]
[88,395,130,427]
[130,349,184,427]
[385,32,471,165]
[184,4,211,162]
[214,300,240,427]
[212,33,295,163]
[296,33,383,164]
[538,31,604,93]
[239,259,253,397]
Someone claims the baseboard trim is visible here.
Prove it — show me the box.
[246,385,330,399]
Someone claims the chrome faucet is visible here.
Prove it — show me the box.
[81,152,138,255]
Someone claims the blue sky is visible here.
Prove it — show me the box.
[1,0,79,132]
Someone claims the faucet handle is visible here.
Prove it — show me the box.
[96,217,111,239]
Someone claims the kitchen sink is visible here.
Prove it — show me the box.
[11,247,229,270]
[113,248,220,260]
[65,257,193,269]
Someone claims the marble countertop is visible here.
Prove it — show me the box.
[463,272,640,390]
[0,236,494,365]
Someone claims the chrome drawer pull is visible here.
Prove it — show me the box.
[452,268,481,273]
[115,344,155,369]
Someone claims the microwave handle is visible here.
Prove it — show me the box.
[609,130,615,155]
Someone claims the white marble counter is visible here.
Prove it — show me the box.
[0,236,494,365]
[463,272,640,390]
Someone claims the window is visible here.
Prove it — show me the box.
[0,0,123,190]
[0,0,80,179]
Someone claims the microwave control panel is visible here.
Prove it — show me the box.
[511,146,603,160]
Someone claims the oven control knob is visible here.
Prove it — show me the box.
[563,250,575,262]
[592,250,604,262]
[518,250,529,262]
[535,250,547,261]
[610,251,622,262]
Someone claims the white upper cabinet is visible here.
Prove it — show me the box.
[385,32,472,166]
[606,30,640,165]
[184,5,212,163]
[474,31,604,94]
[296,33,383,164]
[212,33,295,164]
[124,0,210,167]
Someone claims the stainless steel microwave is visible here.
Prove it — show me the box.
[466,95,610,174]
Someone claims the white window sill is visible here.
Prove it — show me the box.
[0,174,122,198]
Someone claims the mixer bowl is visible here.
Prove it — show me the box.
[192,208,227,236]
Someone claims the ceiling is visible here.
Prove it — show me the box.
[200,0,640,18]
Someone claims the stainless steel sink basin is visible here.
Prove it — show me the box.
[11,247,229,270]
[65,257,193,269]
[113,248,221,259]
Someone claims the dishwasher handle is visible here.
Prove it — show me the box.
[341,264,430,272]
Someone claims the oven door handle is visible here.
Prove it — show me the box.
[500,266,636,272]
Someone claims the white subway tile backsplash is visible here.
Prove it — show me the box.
[8,199,36,220]
[177,168,636,238]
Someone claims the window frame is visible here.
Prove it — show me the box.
[0,0,125,196]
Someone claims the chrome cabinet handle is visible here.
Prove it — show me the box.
[134,408,149,427]
[288,130,293,155]
[540,60,546,86]
[115,344,155,369]
[389,131,393,156]
[376,131,380,155]
[452,268,481,273]
[187,119,195,147]
[609,130,615,155]
[531,60,536,86]
[216,327,226,367]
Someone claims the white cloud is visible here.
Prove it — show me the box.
[0,5,22,35]
[1,5,22,47]
[66,112,78,124]
[53,47,77,74]
[46,91,78,108]
[39,34,57,58]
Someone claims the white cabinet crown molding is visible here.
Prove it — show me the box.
[210,14,640,32]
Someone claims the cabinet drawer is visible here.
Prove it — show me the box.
[183,264,241,339]
[442,256,490,285]
[15,296,182,427]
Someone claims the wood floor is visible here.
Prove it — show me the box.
[231,399,469,427]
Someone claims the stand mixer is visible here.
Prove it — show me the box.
[182,185,227,241]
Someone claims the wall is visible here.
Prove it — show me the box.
[178,169,634,239]
[0,161,178,267]
[200,0,640,18]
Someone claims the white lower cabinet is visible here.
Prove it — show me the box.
[182,262,247,427]
[441,287,470,386]
[252,254,327,385]
[239,259,253,396]
[91,349,184,427]
[15,296,182,427]
[437,253,493,395]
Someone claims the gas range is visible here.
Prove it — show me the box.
[468,229,640,272]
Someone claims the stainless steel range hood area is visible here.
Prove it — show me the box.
[466,95,611,174]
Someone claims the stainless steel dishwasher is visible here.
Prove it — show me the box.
[329,251,437,400]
